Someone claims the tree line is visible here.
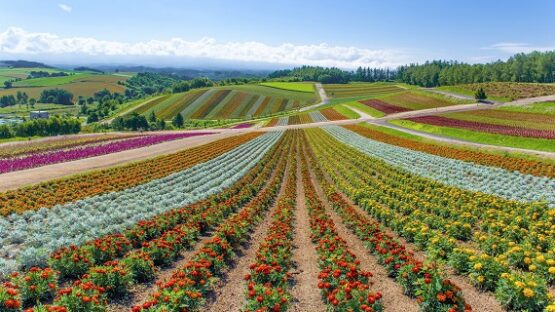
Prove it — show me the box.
[0,117,81,139]
[267,50,555,87]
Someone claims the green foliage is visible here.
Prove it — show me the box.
[172,112,184,128]
[39,88,74,105]
[112,112,149,131]
[0,116,81,139]
[474,87,487,101]
[124,72,179,98]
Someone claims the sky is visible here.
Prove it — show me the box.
[0,0,554,69]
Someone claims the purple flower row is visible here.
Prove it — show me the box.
[231,122,254,129]
[0,132,214,173]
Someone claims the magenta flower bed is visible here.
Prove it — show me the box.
[0,132,214,173]
[360,99,411,114]
[232,123,253,129]
[406,116,555,139]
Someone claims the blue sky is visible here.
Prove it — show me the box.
[0,0,553,69]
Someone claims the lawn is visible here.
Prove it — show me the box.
[390,119,555,152]
[333,105,360,119]
[259,81,315,93]
[323,82,405,98]
[499,101,555,116]
[343,100,385,117]
[12,73,91,87]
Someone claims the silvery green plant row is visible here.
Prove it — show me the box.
[309,111,327,122]
[276,117,289,126]
[0,131,283,275]
[323,125,555,206]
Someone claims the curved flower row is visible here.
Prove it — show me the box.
[244,132,298,312]
[0,133,138,159]
[308,111,328,122]
[0,132,282,274]
[303,132,470,311]
[307,128,555,311]
[323,125,555,206]
[343,124,555,178]
[0,132,261,216]
[360,99,411,114]
[406,115,555,139]
[0,132,214,174]
[320,108,348,121]
[134,132,293,311]
[300,149,383,312]
[0,132,293,312]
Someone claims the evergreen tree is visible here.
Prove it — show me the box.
[172,113,184,128]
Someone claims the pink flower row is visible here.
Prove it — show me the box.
[0,132,214,173]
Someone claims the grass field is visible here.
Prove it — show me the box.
[390,119,555,152]
[438,82,555,101]
[259,82,315,93]
[126,84,318,120]
[11,73,90,87]
[500,101,555,115]
[442,109,555,130]
[0,67,75,85]
[332,105,360,119]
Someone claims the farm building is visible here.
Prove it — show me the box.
[30,111,49,119]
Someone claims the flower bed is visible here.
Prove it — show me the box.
[0,132,261,216]
[300,149,383,312]
[360,99,411,114]
[406,115,555,139]
[0,132,214,174]
[343,124,555,178]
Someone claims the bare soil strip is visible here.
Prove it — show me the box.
[205,160,291,312]
[304,146,419,312]
[289,161,327,312]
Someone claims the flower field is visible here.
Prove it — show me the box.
[323,83,404,98]
[405,115,555,139]
[438,82,555,101]
[127,85,318,120]
[360,99,411,114]
[343,124,555,178]
[1,120,554,311]
[319,108,348,121]
[0,132,214,173]
[306,127,555,311]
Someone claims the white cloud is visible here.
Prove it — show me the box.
[483,42,555,54]
[58,3,72,13]
[0,27,407,68]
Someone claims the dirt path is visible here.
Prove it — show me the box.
[422,88,476,101]
[0,131,240,191]
[205,160,291,312]
[289,162,326,312]
[304,152,418,312]
[299,83,329,112]
[503,94,555,106]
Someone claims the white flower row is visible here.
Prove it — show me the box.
[309,111,327,122]
[322,125,555,206]
[0,131,283,274]
[276,117,289,126]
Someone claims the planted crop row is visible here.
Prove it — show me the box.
[0,132,282,274]
[343,124,555,178]
[0,131,293,312]
[323,125,555,206]
[359,99,410,114]
[244,131,298,312]
[0,134,138,159]
[303,131,470,311]
[320,108,348,121]
[0,132,214,174]
[307,128,555,311]
[406,115,555,139]
[300,147,384,312]
[134,131,294,311]
[0,132,261,216]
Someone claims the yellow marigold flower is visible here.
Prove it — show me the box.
[546,304,555,312]
[515,281,525,288]
[480,254,489,260]
[548,267,555,274]
[524,257,532,264]
[536,255,545,263]
[547,259,555,266]
[473,263,483,270]
[522,288,534,298]
[528,265,537,272]
[477,275,485,283]
[500,273,510,279]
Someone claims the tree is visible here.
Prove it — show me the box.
[148,111,157,123]
[172,113,184,128]
[3,81,12,89]
[475,87,487,101]
[157,118,166,130]
[29,98,36,109]
[87,111,99,123]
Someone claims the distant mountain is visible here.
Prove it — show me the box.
[0,60,53,68]
[74,66,104,73]
[96,65,271,80]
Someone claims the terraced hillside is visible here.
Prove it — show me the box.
[127,84,318,120]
